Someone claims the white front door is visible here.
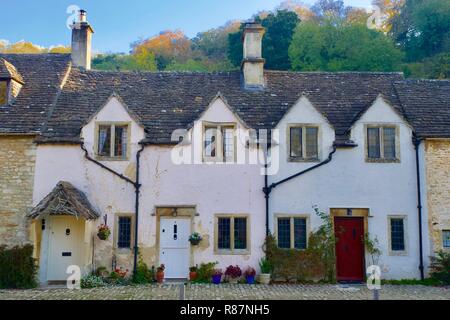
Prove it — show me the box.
[159,217,190,279]
[47,216,83,281]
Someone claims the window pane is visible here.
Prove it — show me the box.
[118,217,131,248]
[222,127,235,161]
[443,230,450,248]
[367,128,380,158]
[217,218,231,249]
[383,127,396,159]
[290,127,302,157]
[277,218,291,249]
[294,218,307,249]
[98,125,111,156]
[0,81,7,105]
[204,127,217,158]
[234,218,247,250]
[305,127,318,159]
[114,126,128,158]
[391,218,405,251]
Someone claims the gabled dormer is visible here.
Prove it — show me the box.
[0,58,24,105]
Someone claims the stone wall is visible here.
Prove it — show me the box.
[0,136,36,246]
[425,139,450,252]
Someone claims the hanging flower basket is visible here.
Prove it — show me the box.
[97,224,111,240]
[188,232,203,245]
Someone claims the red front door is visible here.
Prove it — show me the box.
[334,217,365,282]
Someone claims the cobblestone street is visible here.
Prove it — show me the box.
[0,284,449,300]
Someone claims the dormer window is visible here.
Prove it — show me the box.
[366,125,399,162]
[0,81,8,105]
[288,125,319,161]
[95,123,130,160]
[203,123,236,163]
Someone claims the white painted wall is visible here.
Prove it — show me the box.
[269,96,428,279]
[33,96,266,278]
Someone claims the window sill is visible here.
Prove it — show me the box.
[388,250,408,256]
[114,248,132,254]
[214,249,250,256]
[288,157,320,163]
[95,155,130,162]
[366,158,400,164]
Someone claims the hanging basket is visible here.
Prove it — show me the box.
[188,232,202,245]
[97,224,111,241]
[189,238,201,246]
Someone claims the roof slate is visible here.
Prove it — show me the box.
[0,54,448,141]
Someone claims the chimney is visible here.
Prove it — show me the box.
[71,10,94,70]
[242,22,265,90]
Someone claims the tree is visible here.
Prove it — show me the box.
[391,0,450,62]
[311,0,346,20]
[261,10,300,70]
[227,10,300,70]
[289,20,403,72]
[371,0,404,32]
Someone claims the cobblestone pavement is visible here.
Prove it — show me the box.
[0,284,449,300]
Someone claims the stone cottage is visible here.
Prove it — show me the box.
[0,10,449,284]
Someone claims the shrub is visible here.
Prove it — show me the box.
[259,258,273,274]
[430,250,450,285]
[0,245,38,289]
[81,274,106,288]
[264,207,336,283]
[195,262,218,283]
[132,256,155,284]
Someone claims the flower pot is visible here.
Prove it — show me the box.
[228,277,239,284]
[97,232,109,241]
[189,239,201,246]
[189,271,198,281]
[246,275,255,284]
[156,271,164,284]
[258,273,271,285]
[212,274,222,284]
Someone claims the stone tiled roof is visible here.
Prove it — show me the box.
[0,54,71,134]
[0,54,448,141]
[394,79,450,138]
[0,58,25,84]
[41,68,404,143]
[28,181,100,220]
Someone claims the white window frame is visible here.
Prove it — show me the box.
[202,122,236,163]
[387,215,408,256]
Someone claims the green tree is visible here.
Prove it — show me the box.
[227,10,299,70]
[289,20,403,72]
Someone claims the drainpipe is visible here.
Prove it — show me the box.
[80,142,144,274]
[412,134,425,280]
[262,145,337,236]
[133,144,145,274]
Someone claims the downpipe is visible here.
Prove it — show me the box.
[413,135,425,280]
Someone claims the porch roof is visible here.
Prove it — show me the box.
[28,181,100,220]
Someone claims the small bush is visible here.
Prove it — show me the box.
[0,245,38,289]
[194,262,218,283]
[81,274,107,288]
[259,258,273,274]
[430,250,450,285]
[225,265,242,279]
[132,257,155,284]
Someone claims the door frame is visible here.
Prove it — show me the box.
[155,206,196,270]
[331,208,369,282]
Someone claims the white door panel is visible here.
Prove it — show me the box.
[159,218,190,278]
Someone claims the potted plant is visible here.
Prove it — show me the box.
[188,232,203,245]
[244,266,256,284]
[258,258,272,285]
[97,224,111,240]
[212,269,223,284]
[225,265,242,284]
[156,264,165,283]
[189,265,198,281]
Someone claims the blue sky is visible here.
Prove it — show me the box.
[1,0,372,53]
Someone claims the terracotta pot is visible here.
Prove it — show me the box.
[156,271,164,283]
[189,271,198,281]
